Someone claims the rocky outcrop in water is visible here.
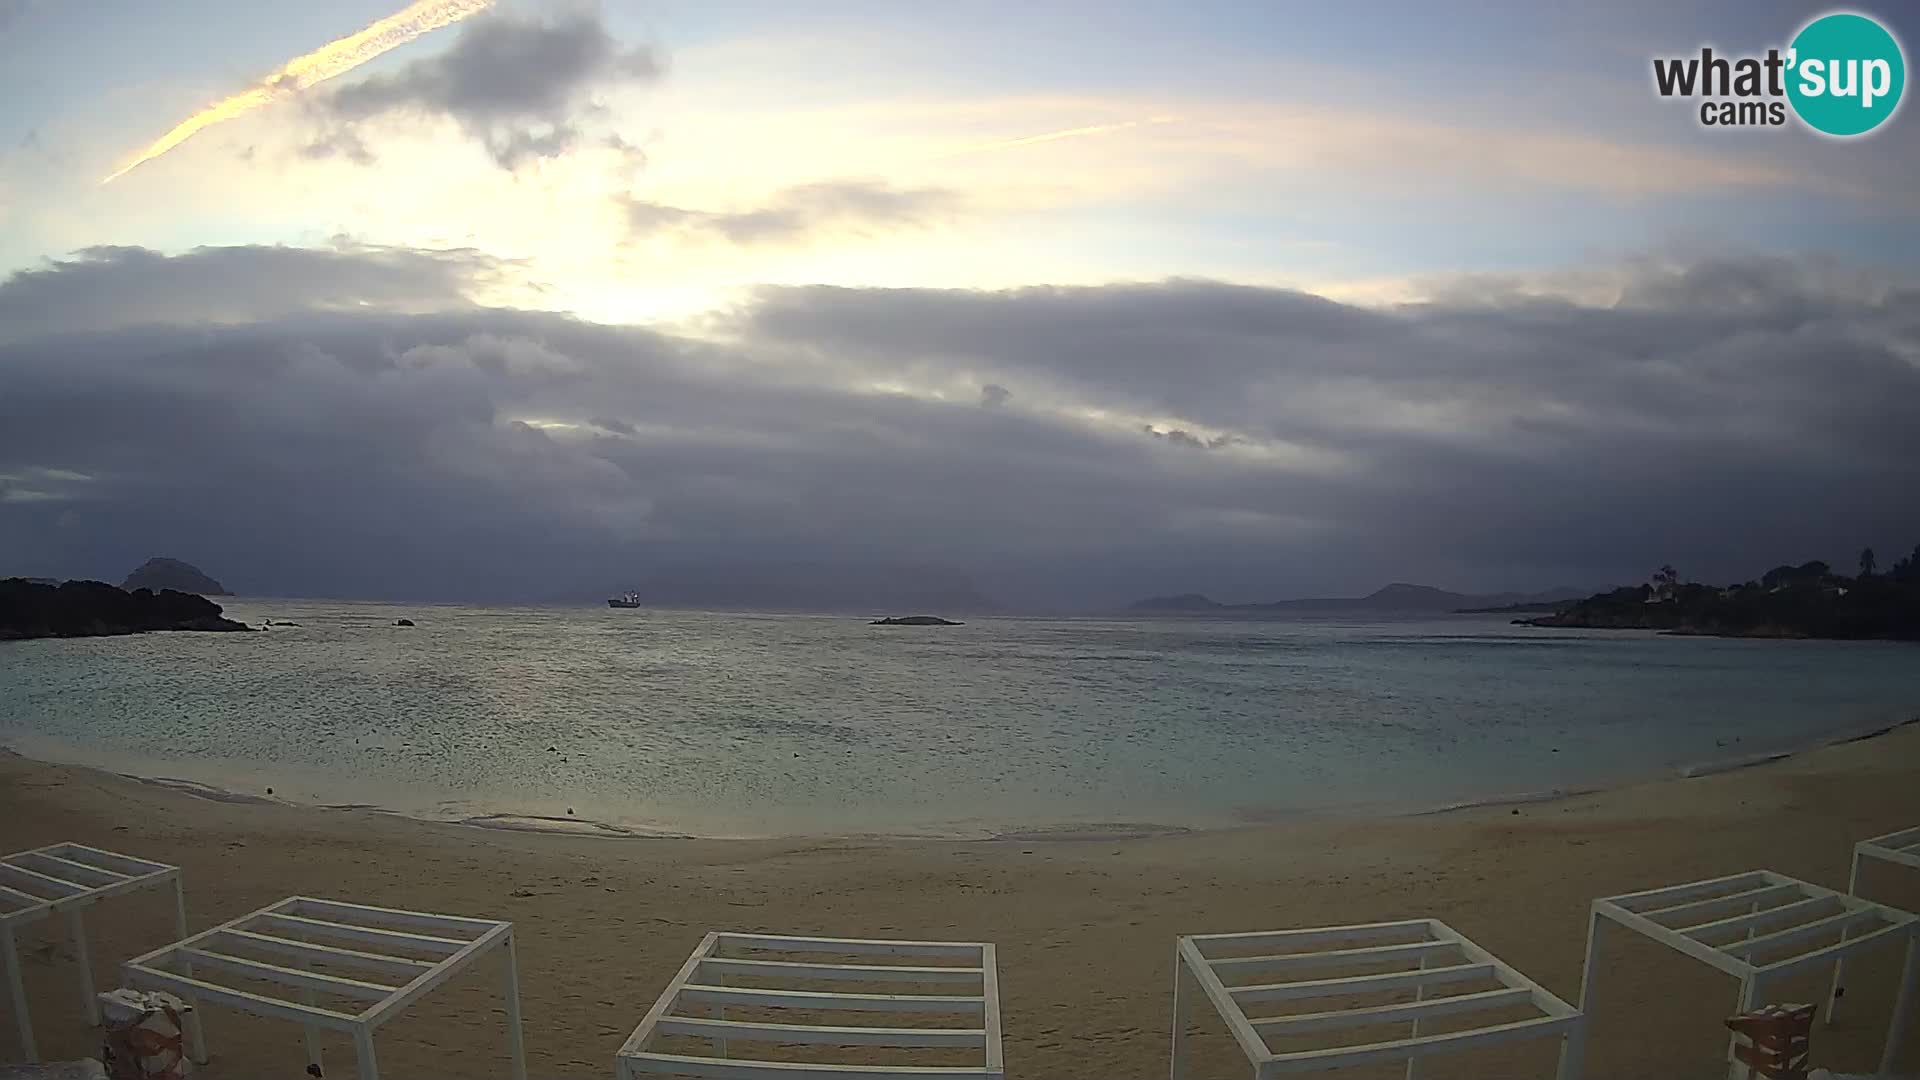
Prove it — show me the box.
[871,615,962,625]
[0,578,251,641]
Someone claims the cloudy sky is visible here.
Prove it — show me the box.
[1,1,1916,607]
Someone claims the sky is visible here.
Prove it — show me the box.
[1,0,1917,608]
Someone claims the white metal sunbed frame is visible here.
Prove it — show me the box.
[122,895,527,1080]
[1827,824,1920,1026]
[616,932,1004,1080]
[0,842,185,1062]
[1171,918,1584,1079]
[1581,869,1919,1080]
[1847,824,1920,879]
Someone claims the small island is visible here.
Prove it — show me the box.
[122,556,231,596]
[1,578,252,641]
[1520,546,1920,641]
[871,615,963,626]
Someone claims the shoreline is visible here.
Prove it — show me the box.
[8,712,1914,842]
[5,722,1920,1077]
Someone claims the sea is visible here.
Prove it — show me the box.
[2,599,1916,838]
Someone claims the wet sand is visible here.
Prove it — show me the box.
[3,723,1919,1079]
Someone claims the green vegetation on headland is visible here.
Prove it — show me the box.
[0,578,251,640]
[1521,545,1920,641]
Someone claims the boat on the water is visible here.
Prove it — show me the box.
[607,592,643,609]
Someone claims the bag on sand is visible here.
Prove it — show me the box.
[97,989,193,1080]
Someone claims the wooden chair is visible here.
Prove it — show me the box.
[1725,1003,1814,1080]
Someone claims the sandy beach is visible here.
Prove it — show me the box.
[3,724,1919,1079]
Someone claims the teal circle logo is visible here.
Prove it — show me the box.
[1787,12,1906,136]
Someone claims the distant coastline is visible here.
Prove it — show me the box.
[1124,548,1920,641]
[0,577,251,641]
[1454,600,1572,614]
[1129,583,1585,615]
[1518,557,1920,641]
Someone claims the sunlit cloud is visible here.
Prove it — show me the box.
[100,0,495,184]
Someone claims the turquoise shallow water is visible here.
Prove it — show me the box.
[1,600,1916,837]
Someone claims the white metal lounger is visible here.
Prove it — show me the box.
[616,932,1004,1080]
[1582,869,1919,1080]
[0,842,185,1062]
[1172,918,1583,1079]
[1828,825,1920,1025]
[122,895,526,1080]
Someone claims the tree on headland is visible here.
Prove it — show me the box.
[1859,547,1877,578]
[1890,544,1920,581]
[1652,564,1678,601]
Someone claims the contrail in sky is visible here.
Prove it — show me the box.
[101,0,495,184]
[932,116,1176,160]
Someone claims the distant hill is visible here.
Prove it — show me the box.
[1130,583,1586,614]
[123,557,229,596]
[1130,593,1223,612]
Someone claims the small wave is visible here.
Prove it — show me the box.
[456,813,691,839]
[101,770,681,838]
[122,774,276,805]
[1677,751,1795,779]
[987,822,1192,841]
[1407,786,1600,817]
[1675,715,1919,780]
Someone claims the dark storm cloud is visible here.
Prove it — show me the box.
[1,246,1916,607]
[622,181,961,246]
[0,243,504,341]
[729,262,1920,593]
[589,415,637,436]
[324,8,661,169]
[736,267,1920,464]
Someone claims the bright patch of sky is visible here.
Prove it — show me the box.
[1,0,1915,324]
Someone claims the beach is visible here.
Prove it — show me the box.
[3,724,1918,1079]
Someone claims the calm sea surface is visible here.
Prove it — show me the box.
[2,600,1916,837]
